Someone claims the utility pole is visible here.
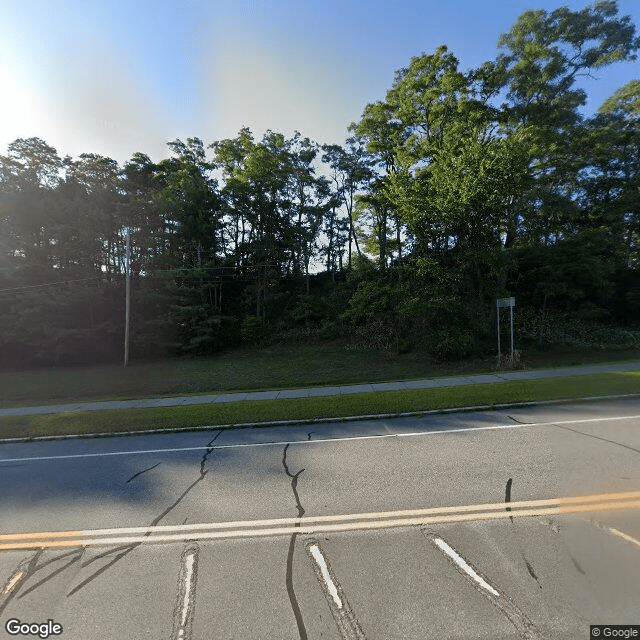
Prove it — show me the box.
[124,228,131,367]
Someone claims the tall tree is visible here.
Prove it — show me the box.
[321,137,371,267]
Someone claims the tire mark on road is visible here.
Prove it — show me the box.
[283,443,308,640]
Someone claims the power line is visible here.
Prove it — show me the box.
[0,277,103,293]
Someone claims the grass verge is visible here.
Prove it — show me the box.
[2,345,640,408]
[1,371,638,440]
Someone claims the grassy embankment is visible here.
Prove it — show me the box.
[3,345,640,407]
[2,372,640,440]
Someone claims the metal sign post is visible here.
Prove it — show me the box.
[496,297,515,359]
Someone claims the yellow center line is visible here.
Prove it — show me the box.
[1,491,639,550]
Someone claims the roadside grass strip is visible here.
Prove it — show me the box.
[1,490,639,551]
[0,371,639,440]
[5,348,638,408]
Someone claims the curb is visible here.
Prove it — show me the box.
[1,392,639,445]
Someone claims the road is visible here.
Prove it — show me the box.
[1,398,639,639]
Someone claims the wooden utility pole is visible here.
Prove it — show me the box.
[124,228,131,367]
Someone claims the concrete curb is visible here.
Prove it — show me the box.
[1,392,639,445]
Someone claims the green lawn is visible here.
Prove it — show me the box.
[2,345,640,408]
[1,371,639,440]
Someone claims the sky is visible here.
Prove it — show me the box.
[1,0,639,166]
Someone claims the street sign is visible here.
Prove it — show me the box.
[497,297,515,308]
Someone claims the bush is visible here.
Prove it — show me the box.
[517,308,640,349]
[184,315,241,355]
[240,315,266,345]
[430,331,474,362]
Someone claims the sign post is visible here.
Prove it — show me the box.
[496,297,515,359]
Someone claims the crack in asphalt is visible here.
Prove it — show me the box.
[65,430,223,598]
[570,555,586,575]
[32,548,83,572]
[505,478,513,523]
[552,423,640,455]
[126,462,161,484]
[505,478,542,590]
[199,431,222,475]
[283,444,306,520]
[0,550,43,616]
[283,443,308,640]
[524,559,541,587]
[18,551,83,598]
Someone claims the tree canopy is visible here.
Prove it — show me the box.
[1,0,639,368]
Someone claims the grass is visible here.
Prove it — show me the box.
[2,344,640,408]
[1,371,639,440]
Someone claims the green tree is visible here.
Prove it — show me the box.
[321,137,372,267]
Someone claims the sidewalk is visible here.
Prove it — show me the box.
[2,361,639,418]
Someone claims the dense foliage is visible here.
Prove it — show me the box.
[1,1,639,368]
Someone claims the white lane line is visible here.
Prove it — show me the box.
[1,413,639,464]
[606,526,640,548]
[0,425,522,463]
[172,546,198,640]
[427,534,543,639]
[585,517,640,549]
[432,537,500,596]
[178,553,195,639]
[309,544,342,609]
[1,570,24,596]
[305,539,366,639]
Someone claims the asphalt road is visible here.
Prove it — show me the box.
[1,398,639,639]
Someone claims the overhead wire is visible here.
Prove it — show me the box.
[0,277,104,293]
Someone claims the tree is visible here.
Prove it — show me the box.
[0,138,64,280]
[595,80,640,268]
[63,153,126,280]
[495,0,640,245]
[497,1,640,130]
[321,137,372,267]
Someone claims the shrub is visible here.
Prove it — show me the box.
[517,308,640,349]
[240,315,265,345]
[430,331,474,362]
